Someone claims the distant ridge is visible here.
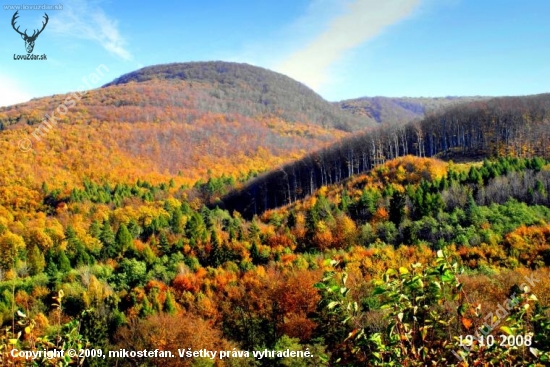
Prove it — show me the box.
[336,96,490,125]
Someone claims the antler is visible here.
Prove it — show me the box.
[11,11,27,37]
[28,13,48,40]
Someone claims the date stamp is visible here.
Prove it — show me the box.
[459,334,533,348]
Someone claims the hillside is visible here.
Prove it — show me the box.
[2,63,550,366]
[337,96,490,124]
[103,61,375,130]
[0,62,359,198]
[2,153,550,365]
[220,93,550,217]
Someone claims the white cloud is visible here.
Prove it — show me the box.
[276,0,421,90]
[0,75,31,107]
[49,0,132,60]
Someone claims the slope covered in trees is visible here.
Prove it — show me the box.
[220,93,550,218]
[337,96,489,124]
[0,62,358,192]
[103,61,375,131]
[2,62,550,366]
[2,155,550,366]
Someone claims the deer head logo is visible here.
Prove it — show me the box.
[11,11,49,54]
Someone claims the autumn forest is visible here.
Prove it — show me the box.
[1,62,550,366]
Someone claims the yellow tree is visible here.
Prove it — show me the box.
[0,232,25,270]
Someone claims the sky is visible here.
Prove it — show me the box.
[1,0,549,107]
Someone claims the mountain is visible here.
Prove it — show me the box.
[103,61,375,131]
[0,62,363,194]
[337,96,490,124]
[219,93,550,217]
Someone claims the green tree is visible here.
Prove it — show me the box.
[116,223,133,254]
[27,245,45,275]
[164,292,177,314]
[170,208,183,234]
[57,250,72,273]
[100,221,116,259]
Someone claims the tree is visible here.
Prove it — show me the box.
[100,221,117,259]
[116,224,133,254]
[57,250,72,273]
[89,220,102,239]
[389,191,406,226]
[164,292,177,314]
[27,245,45,275]
[209,230,223,267]
[170,208,183,234]
[464,193,481,227]
[158,231,170,254]
[0,232,25,270]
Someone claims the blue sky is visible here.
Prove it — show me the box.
[1,0,549,107]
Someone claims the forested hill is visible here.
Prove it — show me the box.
[0,62,361,188]
[103,61,375,131]
[336,96,490,124]
[218,93,550,218]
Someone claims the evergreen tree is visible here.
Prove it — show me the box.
[100,221,117,259]
[389,192,406,226]
[164,292,177,314]
[116,224,133,254]
[340,189,351,213]
[249,219,261,241]
[170,208,183,234]
[89,220,102,239]
[45,249,58,276]
[57,251,72,273]
[185,213,207,243]
[250,241,260,264]
[127,219,141,239]
[73,240,91,267]
[140,296,154,317]
[158,230,170,254]
[210,230,223,267]
[464,193,480,227]
[28,245,45,275]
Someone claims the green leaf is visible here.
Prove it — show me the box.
[458,303,468,316]
[500,326,513,335]
[373,286,386,295]
[327,301,340,310]
[399,267,409,275]
[441,270,454,282]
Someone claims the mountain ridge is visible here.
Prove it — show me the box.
[336,95,491,124]
[0,61,356,193]
[102,61,376,131]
